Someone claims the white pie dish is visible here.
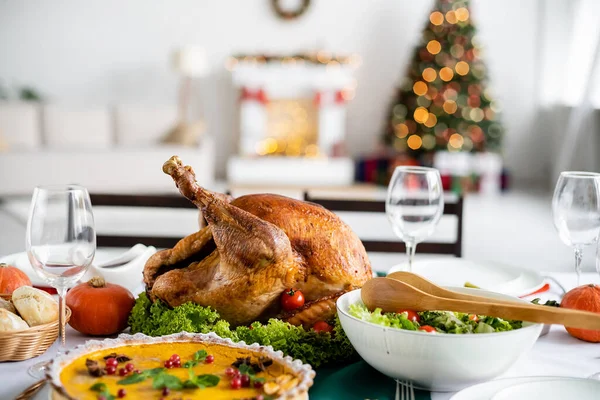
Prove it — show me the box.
[337,287,543,392]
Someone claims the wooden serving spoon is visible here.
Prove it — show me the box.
[361,277,600,330]
[387,271,525,306]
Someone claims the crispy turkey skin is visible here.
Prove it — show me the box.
[143,156,372,326]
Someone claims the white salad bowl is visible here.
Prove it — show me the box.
[337,287,543,392]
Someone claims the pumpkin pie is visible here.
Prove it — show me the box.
[47,332,315,400]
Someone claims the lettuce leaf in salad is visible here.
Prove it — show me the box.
[419,311,473,333]
[348,304,522,334]
[348,304,419,330]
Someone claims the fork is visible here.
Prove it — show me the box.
[15,379,46,400]
[395,380,415,400]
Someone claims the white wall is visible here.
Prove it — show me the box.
[0,0,541,182]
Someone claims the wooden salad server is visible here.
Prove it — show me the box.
[361,277,600,330]
[387,271,526,306]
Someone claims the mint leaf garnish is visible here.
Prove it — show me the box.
[239,363,255,376]
[183,360,199,368]
[89,382,115,399]
[90,383,107,392]
[183,366,220,389]
[117,372,147,385]
[117,367,165,385]
[145,367,166,377]
[194,374,220,387]
[192,349,208,361]
[152,372,184,390]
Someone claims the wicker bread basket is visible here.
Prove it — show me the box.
[0,293,71,362]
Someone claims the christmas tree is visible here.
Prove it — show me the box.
[383,0,503,163]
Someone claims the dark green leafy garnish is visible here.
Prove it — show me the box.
[117,372,147,385]
[232,356,273,373]
[237,362,266,385]
[193,349,208,361]
[183,349,209,367]
[90,383,107,391]
[89,382,115,400]
[182,360,197,368]
[532,298,560,307]
[183,367,220,388]
[117,368,165,385]
[152,372,184,390]
[238,364,255,375]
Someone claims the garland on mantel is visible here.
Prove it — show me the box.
[226,52,361,68]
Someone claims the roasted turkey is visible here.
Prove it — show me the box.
[143,156,372,327]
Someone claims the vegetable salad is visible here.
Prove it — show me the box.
[348,304,523,334]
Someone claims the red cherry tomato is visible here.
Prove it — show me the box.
[397,309,420,323]
[468,314,479,322]
[419,325,436,333]
[313,321,334,333]
[281,288,305,311]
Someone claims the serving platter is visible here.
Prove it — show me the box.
[388,258,545,298]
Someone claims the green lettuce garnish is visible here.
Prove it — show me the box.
[129,293,356,367]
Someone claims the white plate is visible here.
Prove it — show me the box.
[451,377,565,400]
[388,258,545,297]
[492,378,600,400]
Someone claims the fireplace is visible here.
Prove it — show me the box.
[226,53,359,186]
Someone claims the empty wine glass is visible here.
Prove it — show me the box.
[552,172,600,286]
[386,166,444,272]
[26,185,96,378]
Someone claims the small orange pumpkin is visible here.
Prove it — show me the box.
[66,276,135,336]
[561,283,600,342]
[0,263,32,294]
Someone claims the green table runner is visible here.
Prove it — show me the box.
[309,271,430,399]
[310,360,430,400]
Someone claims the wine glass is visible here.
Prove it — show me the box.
[552,171,600,286]
[386,166,444,272]
[26,185,96,378]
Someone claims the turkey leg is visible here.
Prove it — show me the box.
[162,156,294,270]
[150,156,297,325]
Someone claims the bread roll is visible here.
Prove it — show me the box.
[0,308,29,332]
[0,297,16,314]
[12,286,58,326]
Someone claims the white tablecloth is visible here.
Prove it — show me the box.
[2,273,599,399]
[432,272,600,400]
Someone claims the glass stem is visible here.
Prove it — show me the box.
[574,247,583,287]
[406,242,417,273]
[57,286,68,354]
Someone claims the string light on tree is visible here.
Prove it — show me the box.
[383,0,503,160]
